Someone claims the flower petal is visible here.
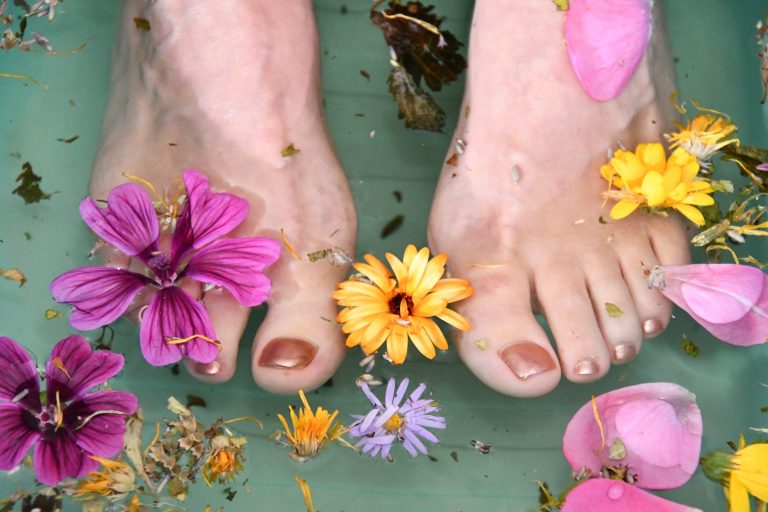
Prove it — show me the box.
[387,325,409,364]
[728,475,751,512]
[0,403,39,470]
[171,171,249,262]
[79,183,159,256]
[561,479,701,512]
[34,429,99,485]
[734,444,768,502]
[184,237,280,306]
[50,266,149,331]
[610,198,641,220]
[436,308,471,331]
[0,337,40,409]
[139,287,218,365]
[673,203,705,226]
[68,390,138,457]
[46,335,126,402]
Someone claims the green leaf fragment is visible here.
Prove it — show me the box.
[681,337,700,357]
[474,338,488,350]
[13,162,53,204]
[44,309,61,320]
[605,302,623,318]
[380,214,404,238]
[133,17,151,31]
[387,65,445,132]
[609,437,626,460]
[56,134,79,143]
[553,0,570,10]
[450,451,458,462]
[281,143,300,157]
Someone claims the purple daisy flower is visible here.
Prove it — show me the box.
[349,378,446,461]
[0,335,138,485]
[51,170,281,366]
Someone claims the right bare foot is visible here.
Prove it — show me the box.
[429,0,690,397]
[88,0,356,393]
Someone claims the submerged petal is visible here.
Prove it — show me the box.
[562,479,701,512]
[139,287,218,366]
[33,429,99,485]
[0,337,40,409]
[68,390,138,457]
[79,183,159,256]
[0,403,39,471]
[51,266,149,331]
[184,237,280,306]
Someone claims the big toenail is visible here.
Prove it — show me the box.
[642,319,662,337]
[196,360,221,375]
[574,358,599,376]
[500,343,557,381]
[612,343,637,364]
[259,338,317,369]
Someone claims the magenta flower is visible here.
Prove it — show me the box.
[51,170,281,366]
[649,264,768,346]
[561,479,702,512]
[0,335,137,485]
[563,382,702,490]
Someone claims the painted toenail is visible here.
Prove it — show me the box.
[574,358,599,376]
[612,343,637,364]
[196,360,221,375]
[642,319,662,337]
[500,343,557,381]
[259,338,317,369]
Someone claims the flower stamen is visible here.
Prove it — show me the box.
[166,334,222,351]
[51,356,71,380]
[54,391,64,430]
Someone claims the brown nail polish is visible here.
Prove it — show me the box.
[196,360,221,375]
[500,343,557,381]
[259,338,317,369]
[613,343,637,364]
[642,319,662,337]
[574,358,599,376]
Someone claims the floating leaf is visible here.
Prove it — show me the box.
[13,162,53,204]
[680,337,700,358]
[44,309,61,319]
[721,144,768,189]
[56,134,79,143]
[133,17,151,31]
[605,302,623,318]
[450,451,458,462]
[553,0,570,10]
[380,214,404,238]
[1,267,26,286]
[281,143,300,157]
[387,64,445,131]
[186,394,207,409]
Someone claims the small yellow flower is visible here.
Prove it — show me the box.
[601,143,715,226]
[333,245,473,364]
[201,435,246,486]
[277,390,348,462]
[75,456,136,497]
[726,436,768,512]
[666,112,739,165]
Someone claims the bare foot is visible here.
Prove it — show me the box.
[428,0,689,397]
[89,0,356,393]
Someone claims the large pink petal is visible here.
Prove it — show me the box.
[562,479,702,512]
[0,404,39,470]
[184,237,280,306]
[68,390,138,457]
[171,170,248,262]
[660,264,768,346]
[0,337,40,409]
[33,429,98,485]
[79,183,159,256]
[564,0,652,101]
[139,287,219,366]
[563,382,702,490]
[45,335,126,402]
[51,266,150,331]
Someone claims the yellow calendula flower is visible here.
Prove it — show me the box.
[666,112,739,165]
[277,390,348,462]
[601,143,715,226]
[726,436,768,512]
[202,435,247,486]
[333,245,473,365]
[75,456,136,497]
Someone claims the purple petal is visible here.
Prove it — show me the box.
[51,266,149,331]
[139,287,218,366]
[393,379,410,406]
[403,429,428,454]
[563,382,702,490]
[384,379,396,406]
[171,171,248,263]
[46,335,126,403]
[757,162,768,172]
[659,264,768,346]
[184,237,280,307]
[0,337,40,409]
[0,403,40,470]
[561,479,702,512]
[33,429,99,485]
[358,408,381,435]
[361,383,383,409]
[79,183,159,256]
[69,390,138,457]
[565,0,652,101]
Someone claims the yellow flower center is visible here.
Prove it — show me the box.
[383,413,404,432]
[210,448,237,474]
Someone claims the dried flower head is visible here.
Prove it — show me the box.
[665,108,739,169]
[277,390,348,462]
[75,457,136,497]
[202,435,246,486]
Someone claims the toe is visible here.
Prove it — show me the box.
[534,263,611,383]
[648,215,691,266]
[455,267,560,397]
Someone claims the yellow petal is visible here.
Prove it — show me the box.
[412,294,448,317]
[641,142,666,168]
[386,325,409,364]
[405,247,431,295]
[640,170,666,206]
[342,312,388,333]
[674,203,705,226]
[683,192,715,206]
[353,262,393,293]
[610,199,641,220]
[408,328,436,359]
[735,444,768,502]
[385,252,409,290]
[361,326,390,355]
[418,317,449,350]
[429,279,474,303]
[333,281,387,299]
[361,314,391,343]
[437,308,471,331]
[662,162,682,194]
[728,476,751,512]
[345,328,365,348]
[337,303,388,323]
[411,252,448,298]
[401,244,418,267]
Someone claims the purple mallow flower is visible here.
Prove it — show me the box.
[51,170,280,366]
[0,335,138,485]
[349,378,445,461]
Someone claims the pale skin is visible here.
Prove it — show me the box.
[92,0,689,396]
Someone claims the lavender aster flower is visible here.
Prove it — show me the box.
[51,170,280,366]
[349,378,445,461]
[0,336,138,485]
[757,162,768,172]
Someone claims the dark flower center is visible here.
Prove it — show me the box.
[147,252,177,287]
[388,293,414,316]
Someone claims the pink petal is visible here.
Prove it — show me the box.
[79,183,159,256]
[139,287,219,366]
[0,337,40,409]
[564,0,652,101]
[659,264,768,346]
[46,335,126,402]
[184,237,280,306]
[50,266,150,331]
[171,170,248,262]
[0,403,40,471]
[69,390,138,457]
[33,429,98,485]
[562,479,702,512]
[563,382,702,490]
